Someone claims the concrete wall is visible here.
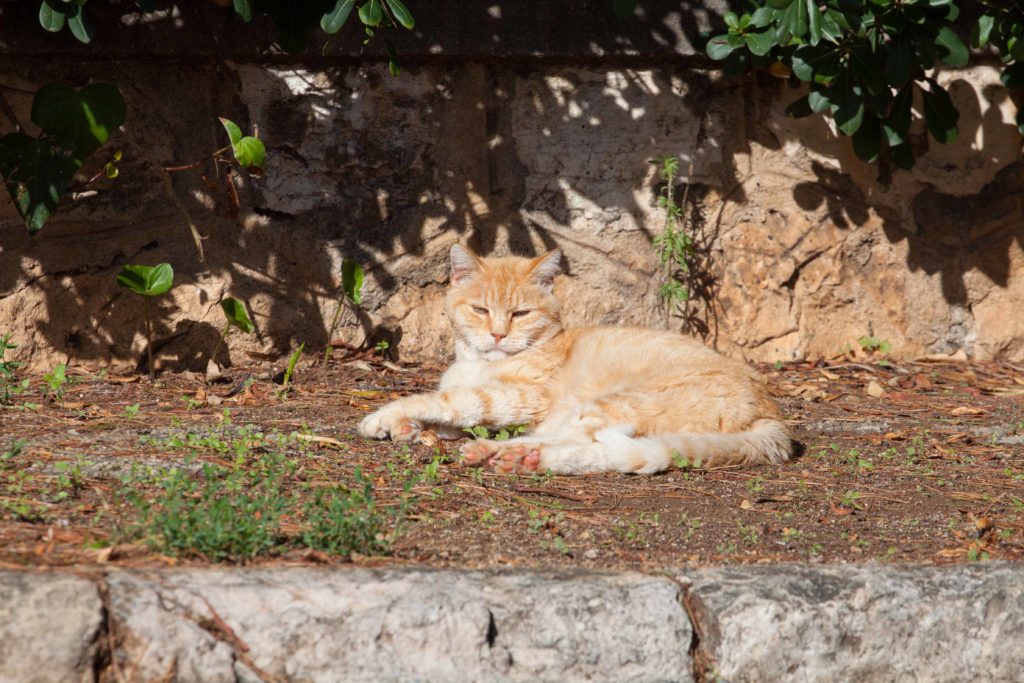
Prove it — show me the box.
[0,1,1021,371]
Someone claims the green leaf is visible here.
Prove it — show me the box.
[220,297,254,333]
[219,117,243,147]
[806,0,822,45]
[116,263,174,297]
[744,30,775,57]
[851,115,881,162]
[383,36,400,75]
[0,133,78,233]
[358,0,383,27]
[783,0,809,38]
[612,0,636,19]
[972,14,994,49]
[883,35,913,89]
[31,83,127,163]
[233,0,252,22]
[785,95,814,118]
[706,34,740,60]
[882,84,913,146]
[384,0,414,29]
[1002,63,1024,89]
[849,43,885,95]
[39,1,67,32]
[819,8,842,42]
[1012,35,1024,62]
[832,77,865,136]
[934,26,968,67]
[342,259,364,305]
[750,7,774,28]
[233,136,265,171]
[321,0,355,33]
[66,4,93,44]
[921,79,958,144]
[724,11,740,30]
[808,88,831,112]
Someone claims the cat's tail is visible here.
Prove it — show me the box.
[581,419,792,474]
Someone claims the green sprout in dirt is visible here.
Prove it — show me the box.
[0,333,29,405]
[302,467,391,556]
[116,262,174,380]
[278,343,305,400]
[42,363,67,405]
[211,296,255,366]
[324,259,365,366]
[652,155,695,316]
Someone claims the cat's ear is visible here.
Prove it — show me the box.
[450,244,481,284]
[529,249,562,291]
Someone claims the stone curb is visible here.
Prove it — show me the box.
[1,564,1021,682]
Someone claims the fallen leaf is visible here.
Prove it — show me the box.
[294,433,346,449]
[866,381,885,397]
[740,499,754,510]
[913,373,933,390]
[950,406,988,416]
[107,375,141,384]
[819,369,840,380]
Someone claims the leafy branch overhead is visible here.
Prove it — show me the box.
[704,0,1024,167]
[0,83,125,232]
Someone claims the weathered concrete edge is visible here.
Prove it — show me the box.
[2,563,1022,683]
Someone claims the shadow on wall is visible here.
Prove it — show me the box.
[0,1,1021,369]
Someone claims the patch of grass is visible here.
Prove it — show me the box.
[122,417,428,561]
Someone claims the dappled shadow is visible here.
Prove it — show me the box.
[0,1,1022,370]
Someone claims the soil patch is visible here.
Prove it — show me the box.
[1,356,1022,570]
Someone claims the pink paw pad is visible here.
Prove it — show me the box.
[490,445,542,473]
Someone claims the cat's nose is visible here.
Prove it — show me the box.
[492,333,506,343]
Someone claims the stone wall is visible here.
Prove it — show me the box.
[0,1,1021,372]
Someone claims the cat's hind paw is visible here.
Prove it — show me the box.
[459,439,500,466]
[489,444,542,474]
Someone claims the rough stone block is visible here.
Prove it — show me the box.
[685,563,1024,682]
[0,571,104,683]
[107,568,693,682]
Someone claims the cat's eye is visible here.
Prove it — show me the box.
[471,306,489,315]
[511,310,530,318]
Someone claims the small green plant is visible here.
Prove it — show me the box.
[840,490,863,510]
[1,439,26,465]
[278,343,305,399]
[0,333,30,405]
[746,475,766,493]
[374,339,391,356]
[116,263,174,380]
[42,363,68,405]
[671,450,703,469]
[120,452,295,562]
[652,156,695,316]
[301,467,390,556]
[857,336,892,355]
[124,403,140,418]
[737,520,761,545]
[324,259,365,366]
[52,459,88,501]
[211,296,255,365]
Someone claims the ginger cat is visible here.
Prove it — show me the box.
[358,245,792,474]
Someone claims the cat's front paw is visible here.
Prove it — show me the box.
[358,407,421,442]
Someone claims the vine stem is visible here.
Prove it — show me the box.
[144,298,155,381]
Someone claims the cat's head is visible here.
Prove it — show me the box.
[445,244,563,360]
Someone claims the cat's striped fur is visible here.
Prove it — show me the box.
[357,245,792,474]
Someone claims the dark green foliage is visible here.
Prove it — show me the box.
[116,263,174,297]
[705,0,1024,166]
[0,83,125,232]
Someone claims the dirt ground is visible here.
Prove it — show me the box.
[2,353,1023,571]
